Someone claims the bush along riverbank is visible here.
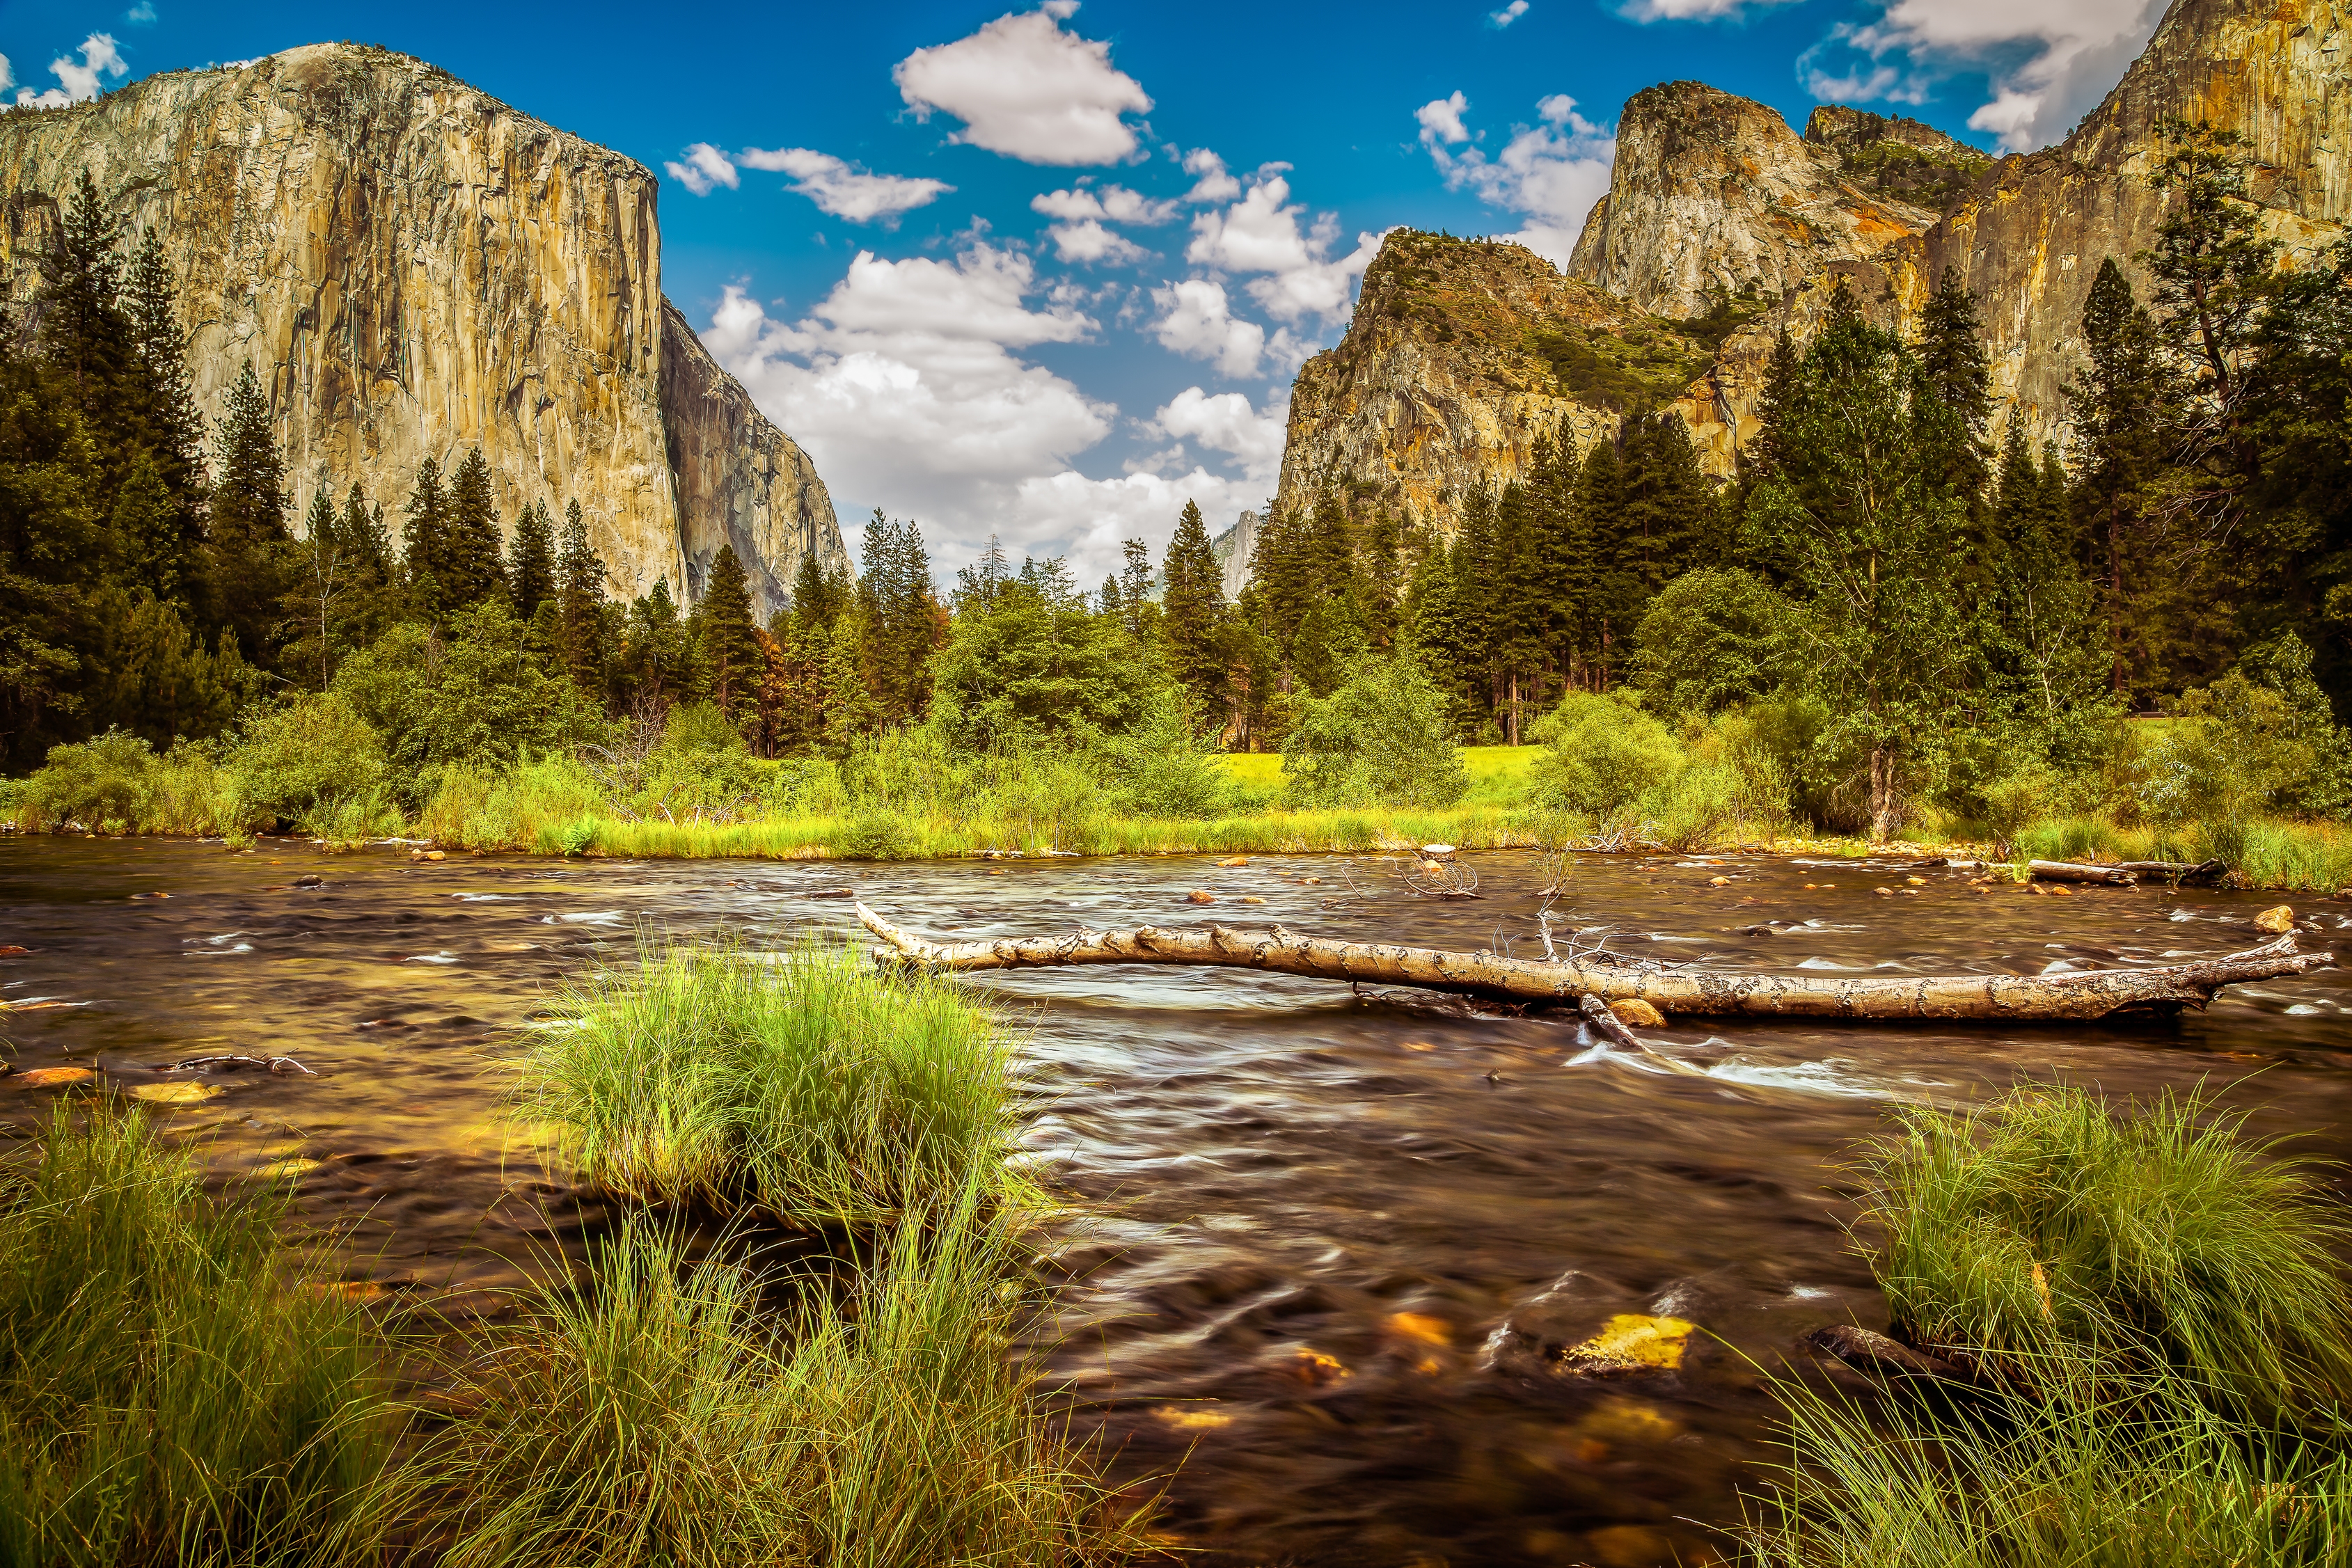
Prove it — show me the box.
[0,942,1153,1567]
[1740,1086,2352,1566]
[6,695,2351,894]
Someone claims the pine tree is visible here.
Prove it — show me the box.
[39,170,133,426]
[108,447,183,603]
[118,229,205,599]
[208,361,290,663]
[1119,539,1153,640]
[556,498,608,698]
[2069,259,2175,698]
[509,499,557,620]
[443,448,506,612]
[1162,499,1228,719]
[701,543,764,722]
[402,457,452,619]
[1572,439,1627,685]
[1917,266,1992,496]
[290,488,346,691]
[1750,326,1802,486]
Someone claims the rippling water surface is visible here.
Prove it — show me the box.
[3,838,2349,1566]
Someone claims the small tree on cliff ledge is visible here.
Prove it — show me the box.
[1747,278,1972,841]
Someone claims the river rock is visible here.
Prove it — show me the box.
[1217,856,1249,867]
[1610,998,1666,1029]
[1187,889,1216,904]
[132,1082,223,1105]
[13,1067,95,1088]
[2255,905,2296,933]
[0,945,28,957]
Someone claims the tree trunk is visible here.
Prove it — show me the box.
[1868,747,1897,843]
[2028,860,2138,886]
[854,905,2331,1023]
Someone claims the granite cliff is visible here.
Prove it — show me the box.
[1274,230,1712,529]
[1675,0,2351,457]
[1565,83,1984,319]
[0,42,844,617]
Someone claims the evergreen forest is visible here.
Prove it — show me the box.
[3,129,2349,885]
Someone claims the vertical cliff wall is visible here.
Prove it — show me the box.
[0,42,844,617]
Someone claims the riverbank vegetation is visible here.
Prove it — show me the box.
[0,943,1145,1566]
[1741,1086,2352,1565]
[3,132,2349,892]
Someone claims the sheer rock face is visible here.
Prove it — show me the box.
[0,42,844,617]
[1566,83,1956,319]
[1276,231,1703,532]
[1680,0,2351,459]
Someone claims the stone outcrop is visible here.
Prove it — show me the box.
[1210,509,1263,602]
[1275,230,1706,530]
[1567,83,1975,319]
[0,43,844,616]
[1681,0,2352,459]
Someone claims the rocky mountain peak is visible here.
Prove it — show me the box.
[1567,81,1940,318]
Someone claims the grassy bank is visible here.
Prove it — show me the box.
[8,737,2349,893]
[1,940,1148,1567]
[1740,1086,2352,1565]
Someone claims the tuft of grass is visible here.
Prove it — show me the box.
[1740,1363,2352,1567]
[0,1104,407,1567]
[1859,1085,2352,1416]
[516,936,1029,1228]
[420,1203,1150,1568]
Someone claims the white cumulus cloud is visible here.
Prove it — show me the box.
[1185,169,1384,323]
[1151,279,1268,377]
[736,147,952,223]
[665,143,739,196]
[15,33,127,107]
[1155,386,1286,472]
[1804,0,2164,152]
[1029,182,1181,224]
[1618,0,1798,18]
[894,1,1153,166]
[1048,219,1151,264]
[1417,93,1615,268]
[1180,148,1241,204]
[1490,0,1531,26]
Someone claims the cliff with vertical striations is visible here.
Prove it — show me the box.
[1676,0,2351,459]
[0,42,845,616]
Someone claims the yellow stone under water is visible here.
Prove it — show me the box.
[1564,1313,1697,1370]
[132,1082,224,1105]
[255,1157,325,1178]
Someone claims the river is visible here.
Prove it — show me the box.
[2,838,2347,1567]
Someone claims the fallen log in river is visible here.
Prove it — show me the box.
[854,903,2334,1022]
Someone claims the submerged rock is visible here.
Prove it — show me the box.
[12,1067,95,1088]
[2255,905,2296,933]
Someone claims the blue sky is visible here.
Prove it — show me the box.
[1,0,2163,576]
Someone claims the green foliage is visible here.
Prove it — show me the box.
[517,936,1025,1228]
[1281,656,1469,808]
[698,543,764,722]
[1161,499,1228,715]
[333,601,606,803]
[419,1205,1144,1568]
[0,1106,404,1566]
[1527,692,1681,817]
[933,553,1151,747]
[1112,688,1229,819]
[1861,1084,2352,1413]
[1632,567,1803,718]
[20,728,166,832]
[226,690,389,831]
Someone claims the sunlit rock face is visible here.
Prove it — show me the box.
[0,42,845,616]
[1276,230,1712,532]
[1676,0,2352,459]
[1566,83,1969,321]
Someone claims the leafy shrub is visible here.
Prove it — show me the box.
[226,691,388,830]
[1978,761,2062,857]
[1113,690,1228,819]
[834,811,912,861]
[333,603,606,807]
[22,729,161,832]
[1281,656,1468,808]
[1632,567,1803,718]
[1527,692,1681,816]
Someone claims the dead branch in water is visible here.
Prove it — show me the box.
[852,903,2334,1022]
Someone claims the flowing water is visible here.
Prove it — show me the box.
[3,837,2350,1567]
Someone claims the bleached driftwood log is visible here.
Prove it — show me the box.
[2028,860,2138,886]
[854,903,2333,1022]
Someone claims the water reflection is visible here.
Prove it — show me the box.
[2,839,2347,1566]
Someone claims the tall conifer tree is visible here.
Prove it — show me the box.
[209,361,290,663]
[1162,499,1228,718]
[509,499,558,620]
[444,448,506,611]
[700,542,763,722]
